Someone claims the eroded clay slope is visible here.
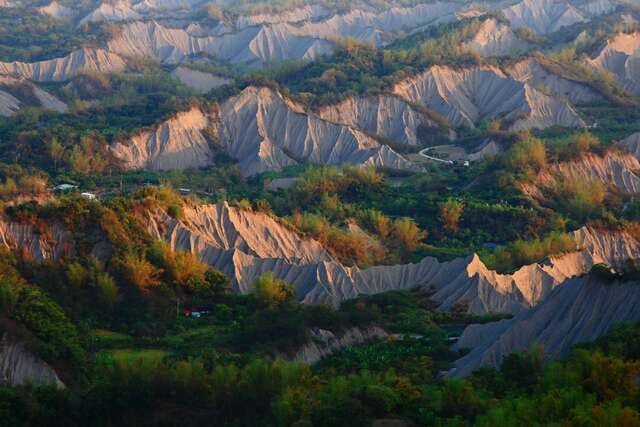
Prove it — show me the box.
[463,18,531,57]
[318,94,438,146]
[0,217,73,262]
[112,87,415,174]
[38,1,76,19]
[0,48,127,82]
[392,65,585,130]
[147,202,640,315]
[110,106,216,171]
[146,201,333,264]
[589,31,640,95]
[171,66,231,94]
[0,89,19,116]
[106,20,206,63]
[617,131,640,158]
[502,0,587,35]
[507,57,604,103]
[0,75,68,114]
[451,275,640,377]
[0,333,64,388]
[79,0,141,25]
[235,5,330,29]
[521,150,640,198]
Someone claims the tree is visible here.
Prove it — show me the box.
[505,137,547,175]
[120,253,161,290]
[96,272,118,307]
[439,199,464,233]
[391,218,426,256]
[47,137,65,172]
[252,273,295,307]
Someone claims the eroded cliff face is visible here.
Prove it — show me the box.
[0,48,127,82]
[170,66,231,94]
[0,75,68,115]
[617,131,640,158]
[502,0,587,35]
[0,217,73,262]
[450,274,640,377]
[110,106,217,171]
[79,0,140,25]
[146,202,333,264]
[318,94,438,146]
[147,202,640,315]
[589,31,640,95]
[392,65,585,130]
[520,150,640,199]
[0,333,64,388]
[280,326,388,365]
[507,57,604,103]
[111,86,415,175]
[463,18,531,57]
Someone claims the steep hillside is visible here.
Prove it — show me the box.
[111,87,415,175]
[0,89,19,116]
[0,48,127,82]
[147,201,333,264]
[79,0,141,25]
[589,31,640,95]
[520,150,640,198]
[317,94,439,146]
[392,65,585,130]
[0,216,73,262]
[617,131,640,158]
[235,4,330,29]
[463,18,531,57]
[0,333,65,388]
[451,274,640,376]
[37,1,76,19]
[0,75,68,113]
[143,203,640,314]
[110,106,216,171]
[170,66,231,93]
[507,57,604,103]
[502,0,587,35]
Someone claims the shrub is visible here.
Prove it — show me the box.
[504,137,547,175]
[252,273,295,308]
[439,199,464,234]
[119,253,162,290]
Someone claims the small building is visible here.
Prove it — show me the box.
[54,184,78,192]
[183,307,211,318]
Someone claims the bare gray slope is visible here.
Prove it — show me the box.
[507,57,604,103]
[317,94,438,146]
[79,0,141,25]
[617,132,640,158]
[589,31,640,95]
[0,75,68,113]
[0,333,65,388]
[0,48,127,82]
[111,86,415,175]
[171,66,231,93]
[520,151,640,198]
[0,89,19,116]
[146,203,640,314]
[451,275,640,377]
[503,0,588,35]
[463,18,531,57]
[392,65,585,130]
[110,107,216,171]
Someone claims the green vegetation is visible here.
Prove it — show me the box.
[0,9,109,62]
